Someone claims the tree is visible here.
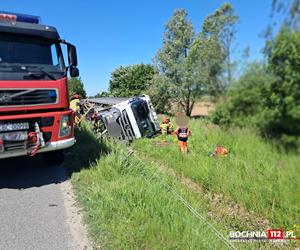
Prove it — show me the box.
[147,74,172,114]
[187,34,224,96]
[211,62,275,127]
[68,77,87,99]
[202,3,239,87]
[189,3,238,109]
[109,64,156,97]
[154,5,238,116]
[155,9,195,116]
[262,28,300,147]
[272,0,300,29]
[264,0,300,54]
[213,29,300,149]
[93,91,110,98]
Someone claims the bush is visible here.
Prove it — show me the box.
[212,28,300,149]
[68,77,87,99]
[109,64,156,97]
[261,28,300,148]
[211,62,274,128]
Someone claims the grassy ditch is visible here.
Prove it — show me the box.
[65,122,299,249]
[65,124,235,249]
[133,119,300,230]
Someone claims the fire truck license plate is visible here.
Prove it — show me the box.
[0,122,29,132]
[0,131,28,141]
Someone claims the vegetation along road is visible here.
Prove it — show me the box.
[69,123,299,249]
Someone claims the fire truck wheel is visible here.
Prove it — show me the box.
[42,150,65,165]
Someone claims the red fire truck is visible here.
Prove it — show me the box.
[0,12,79,164]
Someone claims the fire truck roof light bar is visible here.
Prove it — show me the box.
[0,11,40,24]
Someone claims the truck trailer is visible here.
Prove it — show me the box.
[0,12,79,163]
[81,95,160,141]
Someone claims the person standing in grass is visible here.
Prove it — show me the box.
[70,93,82,125]
[174,113,191,153]
[160,117,174,135]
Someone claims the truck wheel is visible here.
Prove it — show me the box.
[42,150,65,165]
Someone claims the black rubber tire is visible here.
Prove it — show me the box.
[42,150,65,165]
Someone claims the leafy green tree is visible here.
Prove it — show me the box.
[147,74,172,114]
[93,91,110,98]
[109,64,156,97]
[154,5,238,116]
[155,9,195,116]
[264,0,300,54]
[262,28,300,147]
[211,62,275,127]
[68,77,87,99]
[201,3,239,87]
[213,29,300,149]
[272,0,300,29]
[187,34,224,96]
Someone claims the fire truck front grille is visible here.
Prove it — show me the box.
[0,89,58,107]
[4,141,27,151]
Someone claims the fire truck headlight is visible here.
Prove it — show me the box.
[59,115,71,137]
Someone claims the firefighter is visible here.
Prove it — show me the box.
[70,93,81,112]
[174,125,191,153]
[70,93,81,125]
[160,117,174,135]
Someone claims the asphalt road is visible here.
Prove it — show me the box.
[0,156,87,250]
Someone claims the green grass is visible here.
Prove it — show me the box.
[133,119,300,229]
[65,122,299,249]
[66,124,233,249]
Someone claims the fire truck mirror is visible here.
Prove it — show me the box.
[70,66,79,77]
[67,44,78,67]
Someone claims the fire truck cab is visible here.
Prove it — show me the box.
[0,12,79,163]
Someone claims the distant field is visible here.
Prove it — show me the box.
[190,101,215,117]
[66,121,299,249]
[170,101,215,117]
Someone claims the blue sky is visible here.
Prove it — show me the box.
[0,0,273,96]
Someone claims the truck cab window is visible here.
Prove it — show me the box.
[51,43,60,68]
[0,40,52,65]
[0,34,65,80]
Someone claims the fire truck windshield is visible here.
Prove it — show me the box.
[0,34,65,80]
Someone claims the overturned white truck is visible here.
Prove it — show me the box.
[81,95,160,141]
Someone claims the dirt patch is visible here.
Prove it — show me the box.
[169,101,215,117]
[152,141,173,147]
[60,177,93,250]
[191,102,215,117]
